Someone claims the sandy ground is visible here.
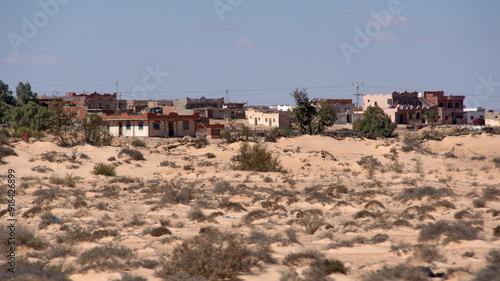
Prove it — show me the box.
[2,129,500,281]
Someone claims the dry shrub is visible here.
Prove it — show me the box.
[0,146,17,164]
[298,213,325,235]
[413,244,446,263]
[118,148,145,161]
[78,243,135,271]
[49,174,78,187]
[157,229,262,281]
[473,249,500,281]
[0,260,70,281]
[418,220,480,243]
[363,264,429,281]
[396,186,454,203]
[131,138,146,147]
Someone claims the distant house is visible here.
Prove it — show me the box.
[102,112,207,138]
[173,97,225,115]
[268,105,294,112]
[464,107,486,124]
[196,123,225,139]
[486,110,500,127]
[193,107,232,119]
[316,99,360,124]
[362,91,465,125]
[246,108,292,128]
[62,92,127,119]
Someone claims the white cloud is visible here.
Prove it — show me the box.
[4,53,64,64]
[233,37,256,49]
[374,31,400,42]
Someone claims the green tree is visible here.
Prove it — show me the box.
[311,101,336,134]
[81,113,113,146]
[0,81,15,105]
[292,89,336,135]
[425,110,438,129]
[353,105,396,138]
[50,111,79,147]
[5,101,53,131]
[16,82,37,104]
[291,89,317,134]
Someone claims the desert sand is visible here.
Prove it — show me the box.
[2,129,500,281]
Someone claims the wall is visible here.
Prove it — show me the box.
[486,111,500,126]
[464,109,485,124]
[108,120,149,137]
[362,94,392,110]
[246,109,283,127]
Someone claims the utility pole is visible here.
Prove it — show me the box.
[226,90,229,104]
[353,81,363,108]
[116,81,119,111]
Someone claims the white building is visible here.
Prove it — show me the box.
[463,107,486,124]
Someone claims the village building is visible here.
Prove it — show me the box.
[463,107,486,124]
[173,97,224,115]
[102,112,208,138]
[196,123,225,139]
[362,91,465,125]
[486,110,500,127]
[246,108,292,128]
[63,92,127,118]
[316,99,362,124]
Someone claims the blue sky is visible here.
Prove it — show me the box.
[1,0,500,108]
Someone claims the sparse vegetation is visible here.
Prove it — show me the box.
[231,142,283,172]
[131,138,146,147]
[118,148,145,160]
[157,229,263,281]
[92,162,116,176]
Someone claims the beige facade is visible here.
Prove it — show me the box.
[103,113,204,138]
[486,111,500,126]
[246,108,291,128]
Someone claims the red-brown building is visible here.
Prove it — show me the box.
[423,91,465,124]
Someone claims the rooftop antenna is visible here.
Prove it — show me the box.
[353,81,363,107]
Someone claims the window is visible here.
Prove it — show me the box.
[153,123,160,130]
[138,123,144,130]
[439,103,443,107]
[265,118,268,122]
[447,103,452,108]
[387,99,392,105]
[183,121,189,130]
[125,123,131,130]
[470,116,474,120]
[374,101,378,106]
[273,118,276,122]
[445,116,449,120]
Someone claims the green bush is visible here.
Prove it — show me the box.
[92,162,116,176]
[131,138,146,147]
[11,126,30,138]
[231,142,283,172]
[353,106,396,138]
